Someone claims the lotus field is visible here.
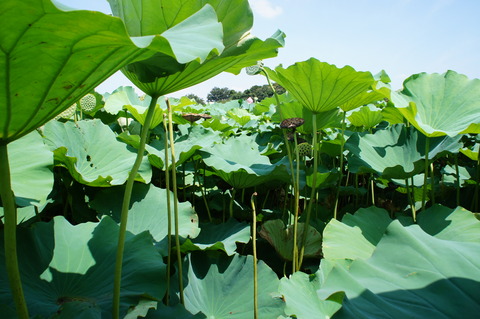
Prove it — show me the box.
[1,0,480,318]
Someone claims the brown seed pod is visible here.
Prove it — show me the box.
[280,117,305,129]
[182,113,212,123]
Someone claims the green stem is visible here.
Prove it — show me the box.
[454,154,460,206]
[0,143,29,318]
[250,192,259,319]
[333,111,346,219]
[167,99,184,305]
[472,156,480,212]
[406,178,416,221]
[113,94,160,318]
[194,160,212,222]
[370,177,375,206]
[299,113,319,268]
[421,137,430,212]
[292,134,301,273]
[162,115,172,306]
[229,188,236,219]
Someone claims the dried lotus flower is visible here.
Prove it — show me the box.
[182,113,212,123]
[280,117,305,129]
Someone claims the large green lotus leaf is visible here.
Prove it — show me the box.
[392,70,480,137]
[346,124,462,179]
[258,219,322,261]
[43,119,151,186]
[278,271,344,319]
[460,144,479,161]
[145,303,206,318]
[323,205,480,261]
[7,130,53,206]
[183,254,285,318]
[0,216,166,318]
[347,104,383,129]
[0,0,220,143]
[148,125,222,169]
[339,83,389,112]
[90,183,200,253]
[266,58,374,114]
[345,125,424,179]
[104,86,150,115]
[181,219,250,256]
[110,0,284,95]
[322,207,393,260]
[199,135,291,188]
[319,221,480,319]
[273,97,343,133]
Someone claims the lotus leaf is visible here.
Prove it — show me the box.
[347,104,383,129]
[278,271,344,319]
[320,220,480,318]
[90,183,200,253]
[43,119,152,186]
[109,0,285,96]
[273,96,343,133]
[323,205,480,261]
[259,219,322,261]
[0,0,218,143]
[0,216,166,318]
[183,254,284,318]
[8,130,53,206]
[392,70,480,137]
[200,135,291,188]
[346,124,462,179]
[266,58,374,114]
[181,219,250,256]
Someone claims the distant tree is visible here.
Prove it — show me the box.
[185,93,206,105]
[206,83,285,103]
[243,83,285,101]
[207,87,236,102]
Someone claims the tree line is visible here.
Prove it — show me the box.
[186,83,286,105]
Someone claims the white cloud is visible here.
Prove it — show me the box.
[250,0,283,19]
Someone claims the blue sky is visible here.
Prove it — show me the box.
[58,0,480,99]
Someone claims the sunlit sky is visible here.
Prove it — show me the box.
[58,0,480,99]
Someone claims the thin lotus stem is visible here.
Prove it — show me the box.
[182,164,186,202]
[472,155,480,212]
[454,154,460,206]
[333,111,347,219]
[250,192,259,319]
[299,113,319,268]
[0,143,29,319]
[370,177,375,206]
[261,189,270,210]
[167,98,184,305]
[162,114,172,306]
[113,93,160,318]
[292,134,301,272]
[194,160,212,222]
[229,188,236,219]
[406,178,416,221]
[421,137,430,212]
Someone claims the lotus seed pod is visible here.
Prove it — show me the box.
[280,117,305,129]
[246,61,264,75]
[79,94,97,112]
[54,103,77,120]
[296,142,312,157]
